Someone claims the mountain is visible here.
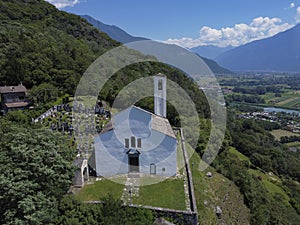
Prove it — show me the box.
[215,24,300,72]
[0,0,118,93]
[190,45,234,59]
[82,15,232,74]
[81,15,148,43]
[199,55,233,74]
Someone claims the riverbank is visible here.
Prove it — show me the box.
[230,102,300,113]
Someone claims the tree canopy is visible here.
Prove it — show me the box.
[0,119,75,224]
[0,0,119,92]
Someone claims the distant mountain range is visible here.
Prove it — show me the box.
[190,45,234,59]
[81,15,148,43]
[215,24,300,72]
[81,15,232,74]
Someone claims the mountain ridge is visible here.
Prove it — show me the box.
[81,15,233,74]
[215,24,300,72]
[191,45,234,59]
[81,15,148,44]
[199,55,233,74]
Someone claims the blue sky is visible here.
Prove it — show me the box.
[46,0,300,47]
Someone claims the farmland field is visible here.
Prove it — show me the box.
[271,129,300,140]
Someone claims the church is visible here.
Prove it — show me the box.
[89,74,177,177]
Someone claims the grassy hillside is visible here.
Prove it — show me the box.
[218,112,300,224]
[190,151,251,224]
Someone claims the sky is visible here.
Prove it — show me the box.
[46,0,300,48]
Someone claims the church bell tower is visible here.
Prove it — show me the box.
[154,73,167,117]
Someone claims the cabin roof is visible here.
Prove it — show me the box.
[4,102,29,108]
[0,85,27,94]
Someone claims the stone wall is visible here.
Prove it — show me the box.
[179,128,198,214]
[130,204,198,225]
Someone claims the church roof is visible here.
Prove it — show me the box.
[101,106,176,139]
[151,114,175,139]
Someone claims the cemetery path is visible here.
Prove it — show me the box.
[121,175,140,205]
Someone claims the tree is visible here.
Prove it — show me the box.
[29,82,59,105]
[0,120,75,224]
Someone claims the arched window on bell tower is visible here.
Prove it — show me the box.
[158,80,163,90]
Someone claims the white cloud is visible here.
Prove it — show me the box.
[290,3,295,8]
[46,0,80,9]
[295,7,300,22]
[165,17,292,48]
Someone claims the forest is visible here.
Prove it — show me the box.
[0,0,119,92]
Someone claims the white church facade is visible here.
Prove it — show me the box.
[89,74,177,177]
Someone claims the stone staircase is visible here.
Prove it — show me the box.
[121,173,140,205]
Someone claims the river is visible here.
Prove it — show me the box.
[263,107,300,115]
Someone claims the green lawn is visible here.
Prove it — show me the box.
[76,178,125,201]
[131,130,192,210]
[134,178,186,210]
